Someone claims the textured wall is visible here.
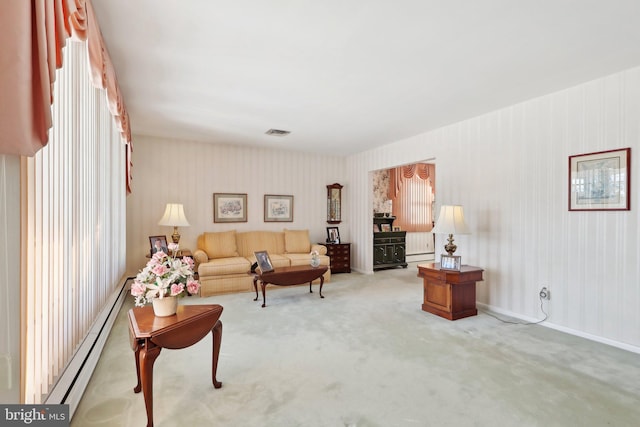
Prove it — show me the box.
[127,137,347,273]
[346,66,640,350]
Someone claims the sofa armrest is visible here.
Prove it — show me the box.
[311,244,327,255]
[193,249,209,269]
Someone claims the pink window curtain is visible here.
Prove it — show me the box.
[388,164,435,232]
[0,0,132,192]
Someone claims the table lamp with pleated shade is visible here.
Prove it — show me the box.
[431,205,470,256]
[158,203,190,244]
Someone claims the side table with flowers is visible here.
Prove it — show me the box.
[131,243,201,317]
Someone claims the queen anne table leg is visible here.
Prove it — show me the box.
[211,320,223,388]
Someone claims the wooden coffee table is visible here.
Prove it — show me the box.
[252,265,328,307]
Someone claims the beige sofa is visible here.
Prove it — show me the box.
[193,229,331,296]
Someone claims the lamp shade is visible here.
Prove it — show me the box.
[431,205,470,235]
[158,203,190,227]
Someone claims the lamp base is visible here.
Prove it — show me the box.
[444,233,457,256]
[171,226,181,244]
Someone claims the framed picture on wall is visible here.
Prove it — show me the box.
[264,194,293,222]
[213,193,247,222]
[568,148,630,211]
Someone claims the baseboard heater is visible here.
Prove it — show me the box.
[406,252,435,263]
[45,276,133,418]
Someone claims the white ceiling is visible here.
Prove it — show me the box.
[92,0,640,156]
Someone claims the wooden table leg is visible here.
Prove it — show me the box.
[252,276,259,301]
[261,281,267,308]
[211,320,223,388]
[132,342,142,393]
[310,276,326,298]
[140,344,161,427]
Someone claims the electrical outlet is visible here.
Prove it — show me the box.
[539,286,550,300]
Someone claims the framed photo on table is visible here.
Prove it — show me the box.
[214,193,247,222]
[569,148,630,211]
[254,250,274,273]
[440,254,461,271]
[326,226,340,243]
[264,194,293,222]
[149,235,168,256]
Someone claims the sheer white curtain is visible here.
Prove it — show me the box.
[21,40,127,404]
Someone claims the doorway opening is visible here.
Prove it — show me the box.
[371,162,436,266]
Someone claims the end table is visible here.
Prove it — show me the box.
[417,263,484,320]
[128,304,223,427]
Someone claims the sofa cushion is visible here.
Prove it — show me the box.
[236,231,286,258]
[245,253,291,268]
[198,256,251,276]
[201,230,239,259]
[284,253,330,267]
[284,229,311,253]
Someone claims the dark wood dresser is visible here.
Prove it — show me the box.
[373,215,407,270]
[373,231,407,270]
[322,242,351,273]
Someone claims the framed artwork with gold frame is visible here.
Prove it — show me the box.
[213,193,247,222]
[264,194,293,222]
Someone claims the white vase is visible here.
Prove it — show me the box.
[310,256,320,268]
[152,296,178,317]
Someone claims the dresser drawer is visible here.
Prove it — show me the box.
[322,242,351,273]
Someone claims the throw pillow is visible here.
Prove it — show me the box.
[203,230,239,259]
[284,229,311,253]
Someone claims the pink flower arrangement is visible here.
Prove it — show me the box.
[131,243,200,307]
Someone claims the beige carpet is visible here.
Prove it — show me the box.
[71,263,640,426]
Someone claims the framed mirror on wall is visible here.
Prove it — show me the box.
[327,183,342,224]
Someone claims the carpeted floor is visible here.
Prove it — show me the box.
[71,263,640,426]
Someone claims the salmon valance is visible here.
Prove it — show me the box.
[388,163,435,200]
[0,0,131,156]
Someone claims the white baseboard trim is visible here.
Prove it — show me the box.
[45,275,131,417]
[406,253,435,263]
[477,302,640,355]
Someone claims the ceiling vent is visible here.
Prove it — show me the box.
[265,129,291,136]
